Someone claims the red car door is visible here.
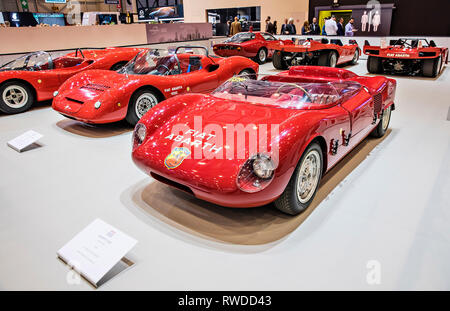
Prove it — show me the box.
[339,89,374,137]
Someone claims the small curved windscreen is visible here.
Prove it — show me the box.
[0,51,52,71]
[118,49,182,76]
[212,78,361,109]
[225,32,255,43]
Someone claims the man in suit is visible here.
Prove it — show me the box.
[310,17,320,35]
[337,17,345,36]
[230,16,242,36]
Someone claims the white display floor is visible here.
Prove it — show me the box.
[1,60,449,290]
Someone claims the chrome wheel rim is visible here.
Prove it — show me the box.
[353,49,359,62]
[330,53,337,67]
[2,85,28,109]
[296,149,321,204]
[382,105,391,131]
[259,49,266,62]
[135,93,158,118]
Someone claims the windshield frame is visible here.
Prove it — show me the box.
[117,49,182,76]
[0,51,53,72]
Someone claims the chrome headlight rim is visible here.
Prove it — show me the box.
[236,153,276,193]
[133,123,147,148]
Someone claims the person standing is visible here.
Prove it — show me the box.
[345,17,356,36]
[325,15,338,36]
[301,21,311,35]
[310,17,320,35]
[273,21,277,35]
[322,17,328,36]
[337,17,345,36]
[230,16,241,36]
[281,18,289,35]
[288,17,296,35]
[265,16,273,33]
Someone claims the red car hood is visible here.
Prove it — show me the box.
[134,94,303,192]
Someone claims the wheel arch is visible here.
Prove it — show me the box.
[294,134,328,176]
[129,84,165,105]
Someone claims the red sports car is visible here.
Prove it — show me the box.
[270,38,360,69]
[213,32,292,64]
[0,47,143,114]
[132,66,396,215]
[364,38,448,77]
[53,46,259,125]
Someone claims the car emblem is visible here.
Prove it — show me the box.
[164,147,191,169]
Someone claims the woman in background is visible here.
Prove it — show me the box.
[301,21,310,35]
[273,21,278,34]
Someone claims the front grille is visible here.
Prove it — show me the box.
[80,83,111,92]
[65,97,84,104]
[150,172,194,196]
[373,93,382,115]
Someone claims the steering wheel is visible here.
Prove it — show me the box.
[156,64,170,75]
[275,83,313,102]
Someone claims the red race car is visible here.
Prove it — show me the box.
[270,38,360,69]
[132,66,396,215]
[364,38,448,77]
[213,32,292,64]
[53,46,259,125]
[0,47,143,114]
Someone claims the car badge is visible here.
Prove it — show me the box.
[164,147,191,169]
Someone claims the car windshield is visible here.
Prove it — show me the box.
[212,78,361,109]
[0,51,52,72]
[225,32,255,43]
[118,49,181,76]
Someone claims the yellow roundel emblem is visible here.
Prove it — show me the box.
[186,86,190,92]
[164,147,191,169]
[37,79,42,84]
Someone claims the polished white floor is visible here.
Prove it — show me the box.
[0,59,449,291]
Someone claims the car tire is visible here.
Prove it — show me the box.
[238,69,257,79]
[367,56,382,74]
[423,56,441,77]
[274,142,323,215]
[370,105,392,138]
[0,81,34,114]
[318,51,337,67]
[272,51,288,70]
[126,88,162,126]
[350,49,359,65]
[254,48,267,64]
[110,61,128,71]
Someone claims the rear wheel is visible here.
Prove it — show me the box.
[254,48,267,64]
[126,88,162,126]
[350,49,359,65]
[370,105,392,138]
[367,56,382,74]
[275,143,323,215]
[272,51,288,70]
[0,81,34,114]
[423,56,441,77]
[318,51,337,67]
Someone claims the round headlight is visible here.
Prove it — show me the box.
[252,154,275,179]
[53,91,59,97]
[94,101,101,109]
[133,123,147,148]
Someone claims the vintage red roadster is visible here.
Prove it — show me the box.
[132,66,396,215]
[213,31,292,64]
[53,46,259,125]
[364,38,448,77]
[0,47,143,114]
[270,38,360,70]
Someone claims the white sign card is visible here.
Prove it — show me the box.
[57,218,137,287]
[380,37,388,49]
[7,130,43,152]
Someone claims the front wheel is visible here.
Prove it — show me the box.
[254,48,267,64]
[126,88,162,126]
[370,105,392,138]
[351,49,359,65]
[272,51,288,70]
[275,143,323,215]
[0,81,35,114]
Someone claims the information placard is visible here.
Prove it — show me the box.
[7,130,43,152]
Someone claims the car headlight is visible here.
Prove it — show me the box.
[133,123,147,149]
[94,101,101,109]
[237,153,275,193]
[53,91,59,97]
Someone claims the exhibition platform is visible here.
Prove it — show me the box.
[1,56,449,290]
